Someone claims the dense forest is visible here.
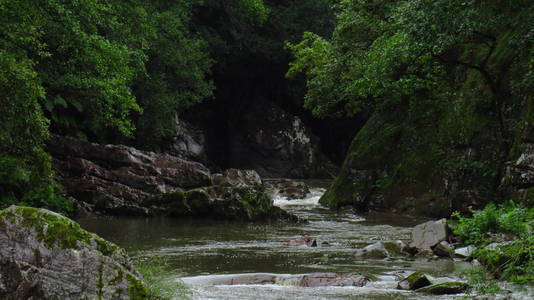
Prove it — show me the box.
[0,0,533,298]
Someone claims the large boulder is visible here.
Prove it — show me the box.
[409,219,448,251]
[143,186,298,222]
[48,135,211,215]
[0,206,148,300]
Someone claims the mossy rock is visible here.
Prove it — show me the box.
[147,186,298,222]
[0,206,148,299]
[397,272,431,290]
[417,282,470,295]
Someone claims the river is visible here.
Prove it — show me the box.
[78,182,532,299]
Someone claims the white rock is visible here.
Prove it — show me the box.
[410,219,448,250]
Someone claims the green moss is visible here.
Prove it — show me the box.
[126,273,149,300]
[417,282,470,295]
[0,206,93,249]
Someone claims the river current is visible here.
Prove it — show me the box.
[78,182,532,299]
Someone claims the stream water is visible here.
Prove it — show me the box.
[78,182,532,299]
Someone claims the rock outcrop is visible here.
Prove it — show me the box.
[225,100,338,178]
[49,135,211,215]
[170,115,207,162]
[0,206,148,300]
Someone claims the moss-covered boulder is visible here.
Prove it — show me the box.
[397,272,431,290]
[416,282,470,295]
[0,206,148,300]
[144,186,299,222]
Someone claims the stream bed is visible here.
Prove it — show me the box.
[78,182,532,299]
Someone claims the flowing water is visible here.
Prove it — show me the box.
[78,182,532,299]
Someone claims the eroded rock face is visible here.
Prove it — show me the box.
[229,100,338,178]
[170,115,207,162]
[0,206,147,300]
[48,135,211,215]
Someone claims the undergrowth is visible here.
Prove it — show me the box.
[134,256,193,300]
[449,201,534,284]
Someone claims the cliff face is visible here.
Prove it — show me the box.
[320,71,533,217]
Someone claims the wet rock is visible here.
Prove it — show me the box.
[454,245,476,259]
[382,240,409,255]
[298,273,368,287]
[0,206,147,300]
[265,179,311,200]
[211,169,262,187]
[145,186,299,222]
[417,282,470,295]
[410,219,448,250]
[397,272,431,290]
[433,241,453,257]
[226,274,276,285]
[286,235,317,247]
[355,242,389,259]
[48,135,211,215]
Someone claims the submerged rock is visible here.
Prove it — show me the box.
[397,272,431,290]
[205,273,368,287]
[417,282,470,295]
[286,235,317,247]
[410,219,448,250]
[298,273,368,287]
[355,242,390,259]
[0,206,147,300]
[144,186,298,222]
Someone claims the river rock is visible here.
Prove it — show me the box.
[355,242,390,259]
[417,282,470,295]
[286,235,317,247]
[382,240,409,255]
[298,273,368,287]
[397,272,431,290]
[454,245,476,259]
[48,135,211,216]
[433,241,453,257]
[409,219,448,250]
[211,169,262,187]
[144,186,298,222]
[0,206,148,300]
